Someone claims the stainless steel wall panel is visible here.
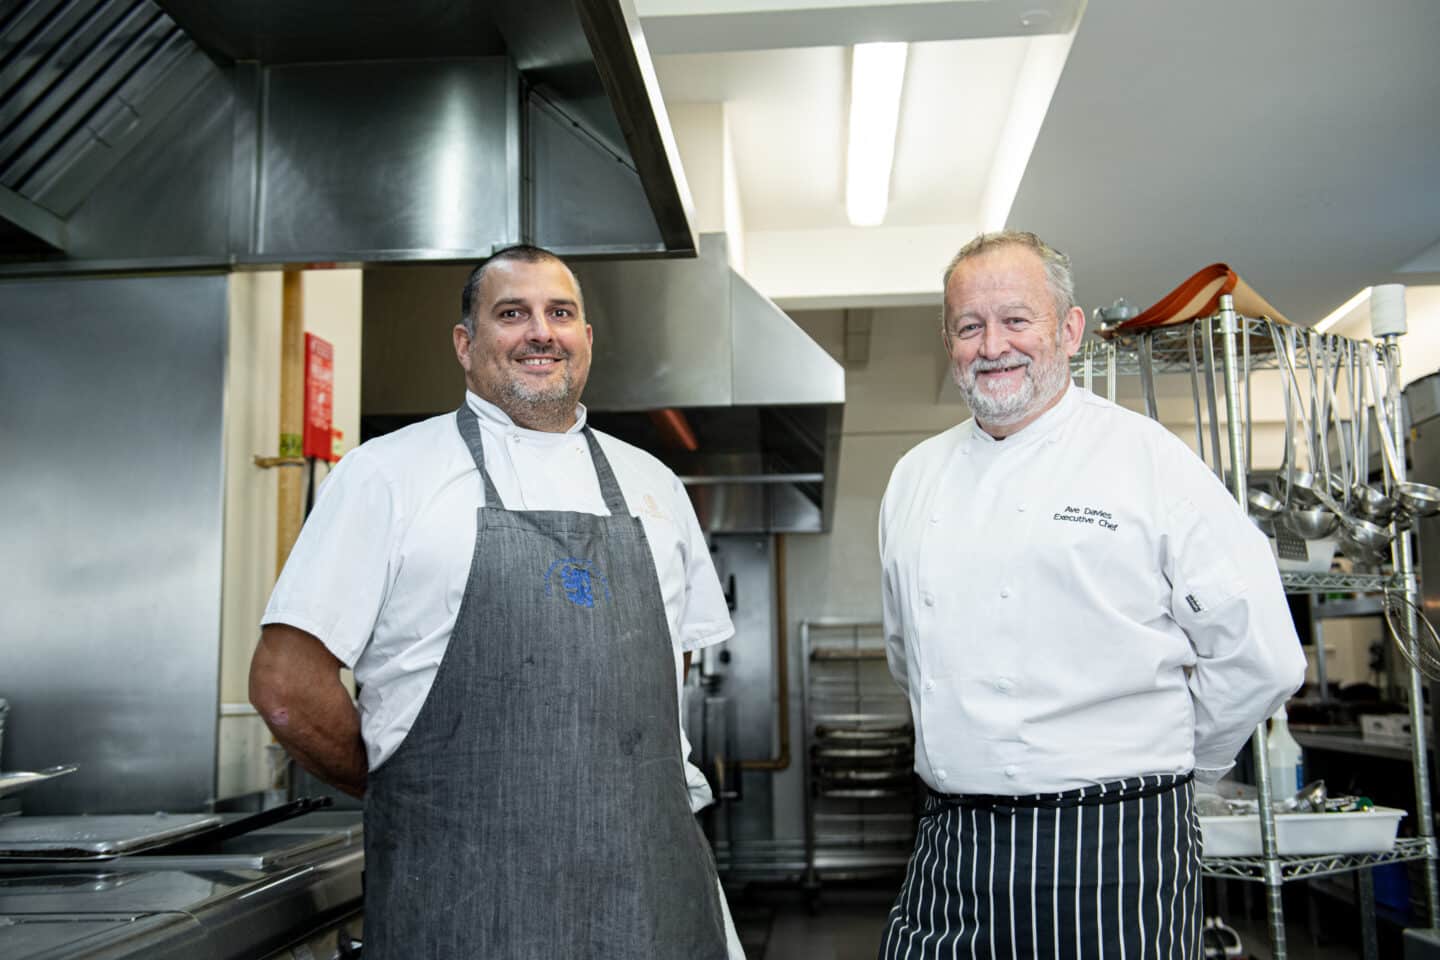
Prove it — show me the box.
[526,90,665,256]
[257,59,517,260]
[731,271,844,407]
[708,535,776,843]
[58,59,230,258]
[157,0,508,64]
[0,273,227,814]
[573,235,732,410]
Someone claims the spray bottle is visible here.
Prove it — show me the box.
[1267,705,1304,797]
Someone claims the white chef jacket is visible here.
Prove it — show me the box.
[879,383,1305,795]
[263,392,734,806]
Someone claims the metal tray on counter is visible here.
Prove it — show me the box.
[0,765,78,798]
[0,813,222,860]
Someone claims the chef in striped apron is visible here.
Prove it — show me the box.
[877,231,1306,959]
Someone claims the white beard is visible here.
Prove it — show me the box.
[954,346,1071,427]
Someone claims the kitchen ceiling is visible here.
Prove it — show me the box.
[640,0,1440,326]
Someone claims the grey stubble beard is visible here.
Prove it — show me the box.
[953,347,1071,427]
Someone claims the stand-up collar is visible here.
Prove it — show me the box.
[465,391,588,438]
[965,381,1080,453]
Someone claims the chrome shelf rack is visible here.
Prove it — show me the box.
[1082,298,1435,960]
[799,619,917,900]
[1279,571,1405,594]
[1202,837,1435,883]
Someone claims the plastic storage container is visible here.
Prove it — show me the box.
[1198,807,1406,857]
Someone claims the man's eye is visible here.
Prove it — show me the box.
[958,323,982,338]
[552,309,572,319]
[1005,317,1032,329]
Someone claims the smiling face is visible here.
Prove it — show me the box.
[453,257,592,432]
[942,244,1085,438]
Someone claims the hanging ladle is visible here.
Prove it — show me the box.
[1271,326,1336,539]
[1365,342,1440,521]
[1346,339,1397,524]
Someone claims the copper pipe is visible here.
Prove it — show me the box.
[275,271,305,577]
[740,532,790,771]
[648,408,699,452]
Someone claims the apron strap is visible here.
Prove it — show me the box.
[455,405,629,518]
[582,427,629,517]
[455,404,503,509]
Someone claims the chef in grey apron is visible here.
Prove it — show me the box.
[363,403,728,959]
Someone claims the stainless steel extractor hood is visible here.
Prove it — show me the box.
[574,234,845,533]
[0,0,696,272]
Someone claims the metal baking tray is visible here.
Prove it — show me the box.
[0,813,223,860]
[0,765,79,798]
[814,723,913,741]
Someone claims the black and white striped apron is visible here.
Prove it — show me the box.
[878,774,1201,960]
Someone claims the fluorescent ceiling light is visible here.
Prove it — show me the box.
[1314,286,1372,333]
[845,42,908,227]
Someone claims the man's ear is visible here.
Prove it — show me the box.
[453,324,473,371]
[1060,305,1086,357]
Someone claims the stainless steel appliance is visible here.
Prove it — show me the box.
[0,806,363,960]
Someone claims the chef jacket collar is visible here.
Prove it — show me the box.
[465,390,588,439]
[964,380,1080,453]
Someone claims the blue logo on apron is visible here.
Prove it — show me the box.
[543,557,611,608]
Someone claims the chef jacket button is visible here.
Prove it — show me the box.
[1000,588,1010,599]
[929,514,940,525]
[1004,766,1018,778]
[922,593,935,607]
[924,679,935,692]
[936,770,948,781]
[1017,504,1026,512]
[995,679,1013,694]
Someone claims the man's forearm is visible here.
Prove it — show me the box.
[251,626,369,798]
[265,696,368,798]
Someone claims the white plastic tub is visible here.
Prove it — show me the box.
[1198,807,1405,857]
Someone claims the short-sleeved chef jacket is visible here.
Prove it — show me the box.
[263,392,734,807]
[880,384,1305,796]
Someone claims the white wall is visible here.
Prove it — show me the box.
[217,269,363,800]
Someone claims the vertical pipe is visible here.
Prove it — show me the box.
[276,270,305,576]
[1384,335,1440,925]
[800,620,818,893]
[1313,619,1331,704]
[1221,295,1286,957]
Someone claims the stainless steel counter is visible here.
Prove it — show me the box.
[0,811,363,960]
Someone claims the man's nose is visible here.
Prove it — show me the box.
[525,313,556,342]
[978,320,1007,357]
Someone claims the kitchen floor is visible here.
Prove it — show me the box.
[729,882,895,960]
[726,879,1377,959]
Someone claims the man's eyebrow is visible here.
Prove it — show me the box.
[490,297,579,309]
[950,301,1038,320]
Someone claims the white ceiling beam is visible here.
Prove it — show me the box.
[638,0,1080,55]
[747,223,963,308]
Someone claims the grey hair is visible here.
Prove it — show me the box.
[941,231,1077,323]
[460,244,584,334]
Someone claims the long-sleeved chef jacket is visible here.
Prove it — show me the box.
[879,384,1306,796]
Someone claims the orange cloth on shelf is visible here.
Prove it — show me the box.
[1101,263,1291,338]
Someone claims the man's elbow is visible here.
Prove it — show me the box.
[249,629,307,727]
[249,644,285,723]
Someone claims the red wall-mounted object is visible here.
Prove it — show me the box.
[304,333,338,462]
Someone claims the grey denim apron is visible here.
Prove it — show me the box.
[362,405,728,959]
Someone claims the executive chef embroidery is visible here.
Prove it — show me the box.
[1052,504,1119,532]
